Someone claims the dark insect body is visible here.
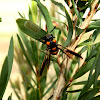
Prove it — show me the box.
[40,29,83,75]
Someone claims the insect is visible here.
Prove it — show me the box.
[39,27,83,75]
[16,19,83,76]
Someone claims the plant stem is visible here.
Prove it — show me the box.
[52,0,99,99]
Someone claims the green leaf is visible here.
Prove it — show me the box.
[37,88,41,100]
[19,32,35,65]
[87,19,100,32]
[51,17,66,26]
[0,37,13,99]
[78,87,100,100]
[31,1,37,23]
[33,0,53,33]
[51,0,73,47]
[42,79,57,97]
[8,37,14,77]
[86,42,100,61]
[53,63,60,78]
[91,95,100,100]
[93,53,100,87]
[78,53,99,98]
[28,6,33,21]
[78,46,88,54]
[71,0,82,23]
[91,28,100,42]
[16,18,47,40]
[73,57,95,79]
[71,81,86,86]
[67,89,82,93]
[22,82,29,99]
[29,90,37,100]
[10,80,21,100]
[61,84,70,100]
[0,57,8,99]
[77,39,93,47]
[78,27,100,47]
[22,70,34,89]
[7,94,12,100]
[0,17,2,22]
[18,12,24,18]
[17,34,36,75]
[31,40,38,67]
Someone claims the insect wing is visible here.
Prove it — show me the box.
[40,51,51,76]
[16,18,47,41]
[65,49,83,59]
[58,44,83,59]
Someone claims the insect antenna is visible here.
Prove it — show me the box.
[49,26,56,33]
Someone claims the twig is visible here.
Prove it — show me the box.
[52,0,99,100]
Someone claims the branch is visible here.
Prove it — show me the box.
[52,0,99,100]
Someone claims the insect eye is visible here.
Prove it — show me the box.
[53,39,56,43]
[46,41,50,45]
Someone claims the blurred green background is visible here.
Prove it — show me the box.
[0,0,100,100]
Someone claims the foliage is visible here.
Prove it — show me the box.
[9,0,100,100]
[0,37,14,99]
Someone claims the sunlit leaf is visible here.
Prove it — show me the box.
[73,57,95,79]
[78,53,99,98]
[16,18,47,40]
[61,84,70,100]
[91,95,100,100]
[78,87,100,100]
[51,0,73,47]
[71,0,82,23]
[87,20,100,32]
[93,53,100,87]
[67,89,82,93]
[0,17,2,22]
[33,0,53,33]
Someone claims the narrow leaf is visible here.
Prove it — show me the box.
[78,87,100,100]
[0,17,2,22]
[71,0,82,23]
[34,0,53,33]
[17,34,36,75]
[67,89,82,93]
[91,95,100,100]
[7,94,12,100]
[51,0,73,47]
[42,79,57,97]
[16,18,47,40]
[0,37,13,99]
[29,90,37,100]
[78,54,99,98]
[93,53,100,87]
[71,81,86,86]
[73,57,95,79]
[10,80,21,100]
[22,70,34,89]
[61,84,70,100]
